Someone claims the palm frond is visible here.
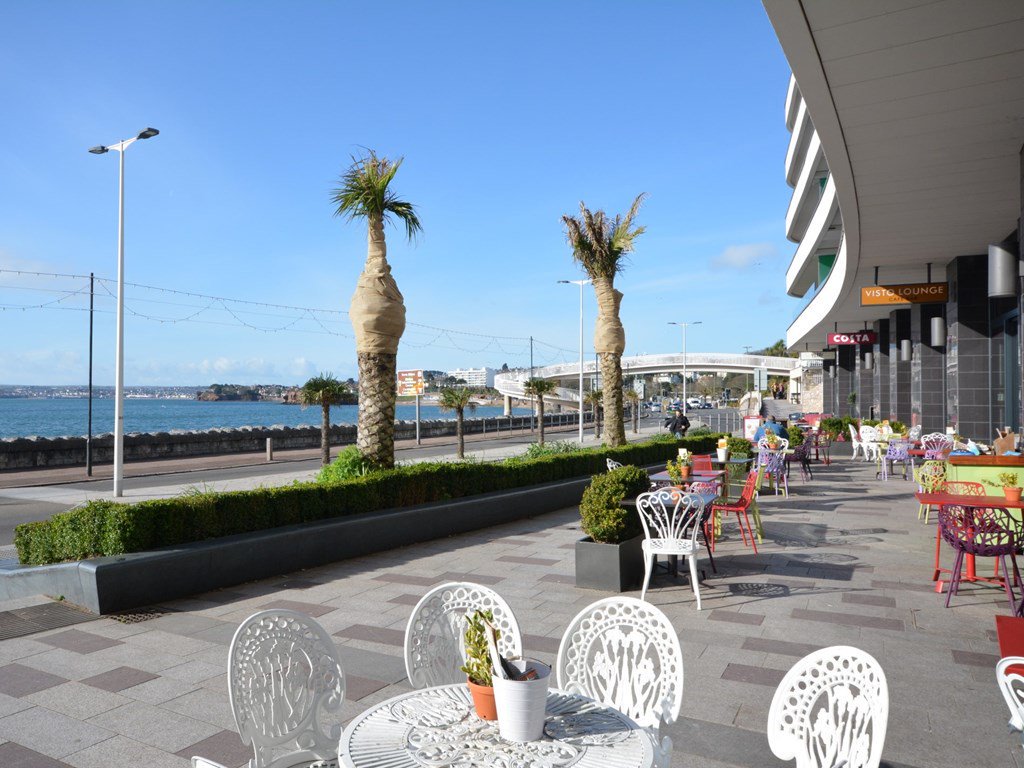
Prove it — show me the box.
[331,150,422,242]
[523,378,557,397]
[438,387,476,412]
[299,373,349,407]
[562,194,646,279]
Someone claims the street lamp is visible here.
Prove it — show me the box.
[89,127,159,497]
[668,321,702,410]
[558,279,590,444]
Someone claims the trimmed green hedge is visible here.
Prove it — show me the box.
[15,434,722,566]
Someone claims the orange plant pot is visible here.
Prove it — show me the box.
[679,466,691,479]
[1005,487,1022,503]
[467,679,497,720]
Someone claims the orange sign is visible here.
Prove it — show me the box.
[397,370,424,396]
[860,283,948,306]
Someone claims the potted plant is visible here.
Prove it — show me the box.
[667,450,692,482]
[575,465,650,592]
[716,437,730,463]
[460,609,499,720]
[986,472,1022,502]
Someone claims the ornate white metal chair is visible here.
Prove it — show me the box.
[997,657,1024,747]
[908,424,923,442]
[404,581,522,689]
[768,646,888,768]
[921,432,953,460]
[757,435,790,452]
[859,425,881,463]
[191,610,345,768]
[556,596,683,768]
[606,457,624,471]
[635,489,705,608]
[848,424,865,460]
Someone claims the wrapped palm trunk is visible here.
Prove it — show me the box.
[350,217,405,468]
[593,277,626,446]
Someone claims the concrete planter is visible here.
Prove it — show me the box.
[574,534,645,592]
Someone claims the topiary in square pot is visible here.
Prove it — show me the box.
[575,465,651,592]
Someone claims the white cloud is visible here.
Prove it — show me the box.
[710,243,777,270]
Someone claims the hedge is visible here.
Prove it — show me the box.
[15,434,723,566]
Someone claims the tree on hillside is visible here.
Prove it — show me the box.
[299,373,350,467]
[438,387,476,459]
[331,150,421,468]
[562,194,646,448]
[523,378,557,446]
[756,339,798,358]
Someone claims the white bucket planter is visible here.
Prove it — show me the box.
[717,448,730,462]
[492,659,550,742]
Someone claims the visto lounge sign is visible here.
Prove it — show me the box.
[861,283,948,306]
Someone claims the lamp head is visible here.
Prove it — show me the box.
[557,280,570,284]
[136,127,159,140]
[88,146,109,155]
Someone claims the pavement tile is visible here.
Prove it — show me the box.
[36,631,122,656]
[950,649,1001,668]
[24,682,129,720]
[162,688,236,731]
[65,735,190,768]
[81,666,158,693]
[0,741,73,768]
[708,610,765,626]
[87,701,220,753]
[373,573,440,587]
[522,633,561,654]
[540,573,574,585]
[791,607,905,632]
[0,707,112,758]
[162,660,224,684]
[720,662,787,687]
[496,555,559,566]
[740,637,821,658]
[0,664,68,698]
[842,592,898,608]
[176,730,250,768]
[334,624,405,647]
[387,593,422,607]
[258,599,334,618]
[437,571,505,585]
[345,674,390,701]
[119,675,198,705]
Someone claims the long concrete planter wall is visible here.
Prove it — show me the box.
[0,474,594,614]
[0,413,589,469]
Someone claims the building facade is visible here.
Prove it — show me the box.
[446,367,496,387]
[765,0,1024,439]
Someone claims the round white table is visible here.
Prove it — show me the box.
[339,683,656,768]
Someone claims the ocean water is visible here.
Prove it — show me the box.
[0,398,532,439]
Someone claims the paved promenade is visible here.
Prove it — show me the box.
[0,455,1017,766]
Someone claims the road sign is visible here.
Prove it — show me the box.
[753,367,769,390]
[397,370,424,396]
[633,379,645,398]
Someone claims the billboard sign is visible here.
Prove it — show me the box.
[827,331,877,345]
[860,283,948,306]
[397,369,425,396]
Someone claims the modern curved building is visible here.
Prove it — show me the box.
[764,0,1024,439]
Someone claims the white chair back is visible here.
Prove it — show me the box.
[921,432,952,450]
[404,582,522,689]
[636,489,704,545]
[997,656,1024,735]
[908,424,923,441]
[606,458,624,471]
[227,610,344,768]
[758,436,789,451]
[768,646,888,768]
[860,425,880,442]
[849,424,863,444]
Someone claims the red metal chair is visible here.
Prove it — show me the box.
[933,481,984,582]
[693,454,713,472]
[708,470,761,554]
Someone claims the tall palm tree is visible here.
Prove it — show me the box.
[624,388,640,434]
[332,150,421,469]
[299,373,350,467]
[523,378,557,445]
[562,194,646,448]
[585,388,603,440]
[438,387,476,459]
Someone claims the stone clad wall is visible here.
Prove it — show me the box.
[0,413,585,469]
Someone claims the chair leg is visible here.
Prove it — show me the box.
[688,555,701,610]
[1002,555,1018,615]
[933,525,947,581]
[750,501,764,543]
[701,530,717,573]
[945,550,964,608]
[733,512,750,547]
[741,509,759,554]
[641,549,653,601]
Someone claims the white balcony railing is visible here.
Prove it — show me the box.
[786,175,840,297]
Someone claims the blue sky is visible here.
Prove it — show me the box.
[0,1,798,386]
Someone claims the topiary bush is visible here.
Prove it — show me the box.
[819,417,844,440]
[578,465,651,544]
[787,426,804,446]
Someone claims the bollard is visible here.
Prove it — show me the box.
[266,437,273,462]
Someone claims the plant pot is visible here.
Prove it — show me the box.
[716,448,729,463]
[492,659,551,742]
[467,678,497,720]
[679,466,691,479]
[1005,487,1022,503]
[575,534,644,592]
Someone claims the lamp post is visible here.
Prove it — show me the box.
[669,321,702,411]
[558,279,590,444]
[89,127,159,497]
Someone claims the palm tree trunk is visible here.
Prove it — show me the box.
[600,352,626,446]
[320,401,331,467]
[456,407,465,459]
[356,351,397,468]
[538,398,546,445]
[633,403,639,433]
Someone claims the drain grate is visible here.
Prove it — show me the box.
[0,600,97,640]
[108,606,176,624]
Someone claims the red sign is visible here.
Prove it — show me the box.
[827,331,877,345]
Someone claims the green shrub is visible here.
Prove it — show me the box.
[841,416,857,439]
[578,465,650,544]
[861,419,879,427]
[15,433,726,566]
[819,417,844,440]
[890,420,907,434]
[727,436,751,456]
[688,424,712,436]
[522,441,581,458]
[317,445,372,483]
[787,426,804,446]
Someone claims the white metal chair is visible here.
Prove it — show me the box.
[768,646,888,768]
[192,610,345,768]
[758,435,789,452]
[908,424,923,441]
[997,656,1024,746]
[848,424,865,460]
[556,596,683,767]
[859,425,881,463]
[635,489,705,608]
[404,581,522,689]
[606,458,624,471]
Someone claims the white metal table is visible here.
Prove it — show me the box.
[339,682,656,767]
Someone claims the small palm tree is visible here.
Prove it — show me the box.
[438,387,476,459]
[624,388,640,434]
[563,194,645,448]
[299,373,350,467]
[332,150,421,469]
[585,388,603,439]
[523,378,557,445]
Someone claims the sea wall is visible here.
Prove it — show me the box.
[0,413,588,470]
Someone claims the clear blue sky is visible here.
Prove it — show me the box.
[0,1,798,386]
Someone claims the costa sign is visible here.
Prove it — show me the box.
[861,282,948,306]
[827,331,876,345]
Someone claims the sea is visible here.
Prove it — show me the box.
[0,398,532,439]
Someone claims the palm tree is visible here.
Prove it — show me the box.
[438,387,476,459]
[585,388,603,439]
[624,388,640,434]
[523,378,557,445]
[299,373,350,467]
[562,194,646,448]
[332,150,421,469]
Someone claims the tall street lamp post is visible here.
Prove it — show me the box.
[89,127,159,497]
[558,279,590,444]
[669,321,702,411]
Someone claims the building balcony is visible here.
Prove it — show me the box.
[785,130,825,243]
[786,175,840,297]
